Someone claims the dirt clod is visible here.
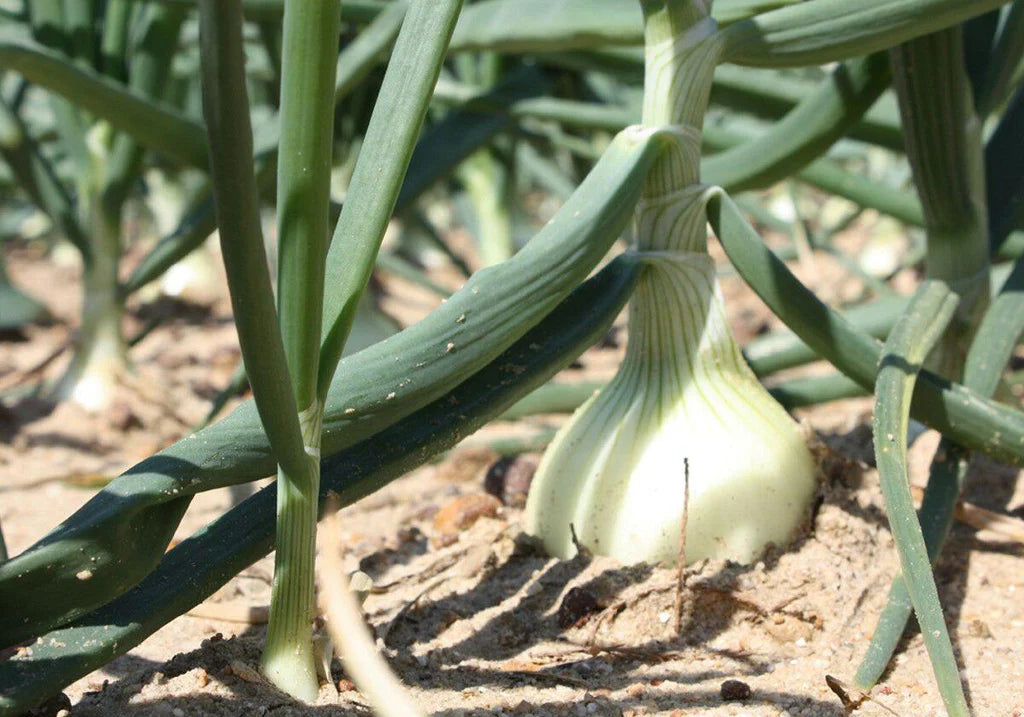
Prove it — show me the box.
[25,691,71,717]
[720,679,752,701]
[968,618,993,638]
[557,586,602,629]
[432,493,502,547]
[484,454,538,508]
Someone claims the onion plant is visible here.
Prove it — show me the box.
[1,0,1023,714]
[0,1,397,408]
[524,0,819,566]
[0,1,192,409]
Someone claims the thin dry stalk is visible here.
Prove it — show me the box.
[319,512,425,717]
[187,602,269,624]
[910,484,1024,543]
[674,457,690,635]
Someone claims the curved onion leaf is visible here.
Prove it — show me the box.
[702,53,891,192]
[0,124,671,646]
[871,282,967,715]
[857,258,1024,690]
[0,29,208,168]
[720,0,1010,68]
[706,189,1024,467]
[0,255,642,716]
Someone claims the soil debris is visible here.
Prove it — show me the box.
[720,678,752,701]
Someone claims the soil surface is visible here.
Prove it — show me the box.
[3,221,1024,717]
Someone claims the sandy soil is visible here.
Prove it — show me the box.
[2,222,1023,717]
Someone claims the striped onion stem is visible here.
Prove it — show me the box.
[51,202,126,411]
[259,0,340,701]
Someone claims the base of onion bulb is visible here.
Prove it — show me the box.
[524,251,818,566]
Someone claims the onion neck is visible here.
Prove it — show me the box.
[640,0,721,201]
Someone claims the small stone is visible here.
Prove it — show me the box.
[556,586,601,629]
[75,570,93,581]
[359,548,397,576]
[968,618,992,638]
[172,709,185,717]
[483,455,538,508]
[227,660,262,683]
[432,493,502,547]
[720,679,752,701]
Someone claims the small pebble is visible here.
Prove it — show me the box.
[432,493,501,547]
[227,660,262,683]
[720,679,752,701]
[483,455,537,508]
[968,618,992,638]
[556,587,601,629]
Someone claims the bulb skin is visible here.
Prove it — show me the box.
[524,252,818,566]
